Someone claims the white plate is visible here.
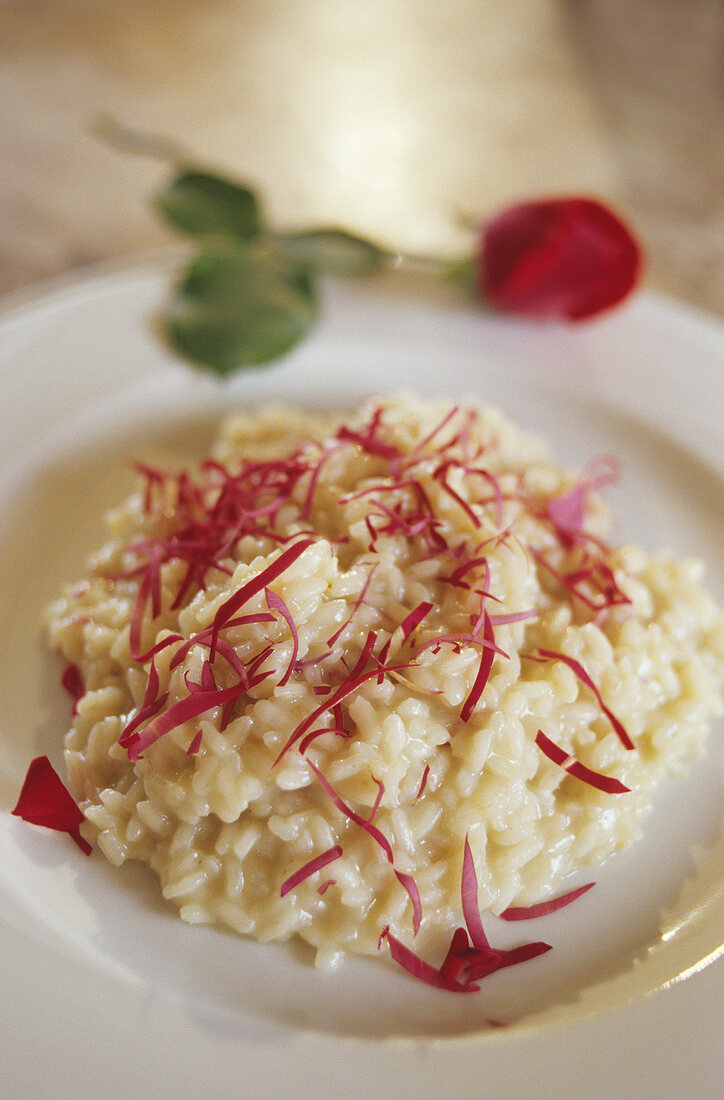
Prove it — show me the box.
[0,259,722,1099]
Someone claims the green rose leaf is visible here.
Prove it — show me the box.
[444,255,477,296]
[279,229,387,276]
[167,248,318,374]
[157,171,263,241]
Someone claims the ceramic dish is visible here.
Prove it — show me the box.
[0,260,722,1098]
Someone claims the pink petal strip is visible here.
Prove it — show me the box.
[405,405,460,464]
[367,775,385,823]
[547,456,619,536]
[118,661,167,746]
[168,615,273,672]
[210,538,314,659]
[274,654,412,766]
[307,759,394,860]
[535,729,630,794]
[466,467,505,528]
[460,611,496,722]
[299,442,343,520]
[461,835,490,949]
[327,562,378,647]
[297,725,348,755]
[487,610,537,626]
[501,882,595,921]
[415,764,430,801]
[443,555,489,589]
[465,940,552,981]
[308,760,422,933]
[293,650,335,670]
[394,870,423,935]
[547,484,586,534]
[537,648,634,749]
[186,730,203,755]
[264,587,299,686]
[125,680,250,760]
[399,601,433,642]
[134,632,183,663]
[437,473,481,528]
[280,845,343,897]
[440,927,470,982]
[382,929,479,993]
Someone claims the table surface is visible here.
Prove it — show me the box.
[0,0,722,317]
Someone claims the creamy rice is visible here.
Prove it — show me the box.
[45,395,724,972]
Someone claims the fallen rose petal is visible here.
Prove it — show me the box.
[478,197,642,321]
[61,663,85,715]
[12,756,92,855]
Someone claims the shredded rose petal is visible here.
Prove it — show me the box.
[308,760,422,934]
[297,724,348,755]
[381,928,479,993]
[299,442,343,520]
[382,837,553,992]
[440,927,471,982]
[399,600,434,642]
[280,845,344,897]
[125,678,256,760]
[460,611,497,722]
[547,456,619,538]
[210,538,315,659]
[274,648,413,766]
[265,587,299,686]
[326,562,378,647]
[168,615,273,673]
[463,939,552,981]
[531,548,631,613]
[186,730,203,755]
[537,648,634,749]
[415,764,430,801]
[535,729,630,794]
[367,775,385,822]
[403,405,460,466]
[336,407,401,461]
[501,881,595,920]
[394,870,423,936]
[461,835,490,949]
[547,484,587,536]
[488,609,537,626]
[118,661,169,748]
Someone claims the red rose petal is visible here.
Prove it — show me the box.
[60,664,85,715]
[12,756,91,855]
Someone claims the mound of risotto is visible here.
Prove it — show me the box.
[45,395,723,983]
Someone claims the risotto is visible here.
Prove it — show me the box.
[45,395,723,983]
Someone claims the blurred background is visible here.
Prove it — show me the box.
[0,0,722,315]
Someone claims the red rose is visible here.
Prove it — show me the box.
[478,197,642,321]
